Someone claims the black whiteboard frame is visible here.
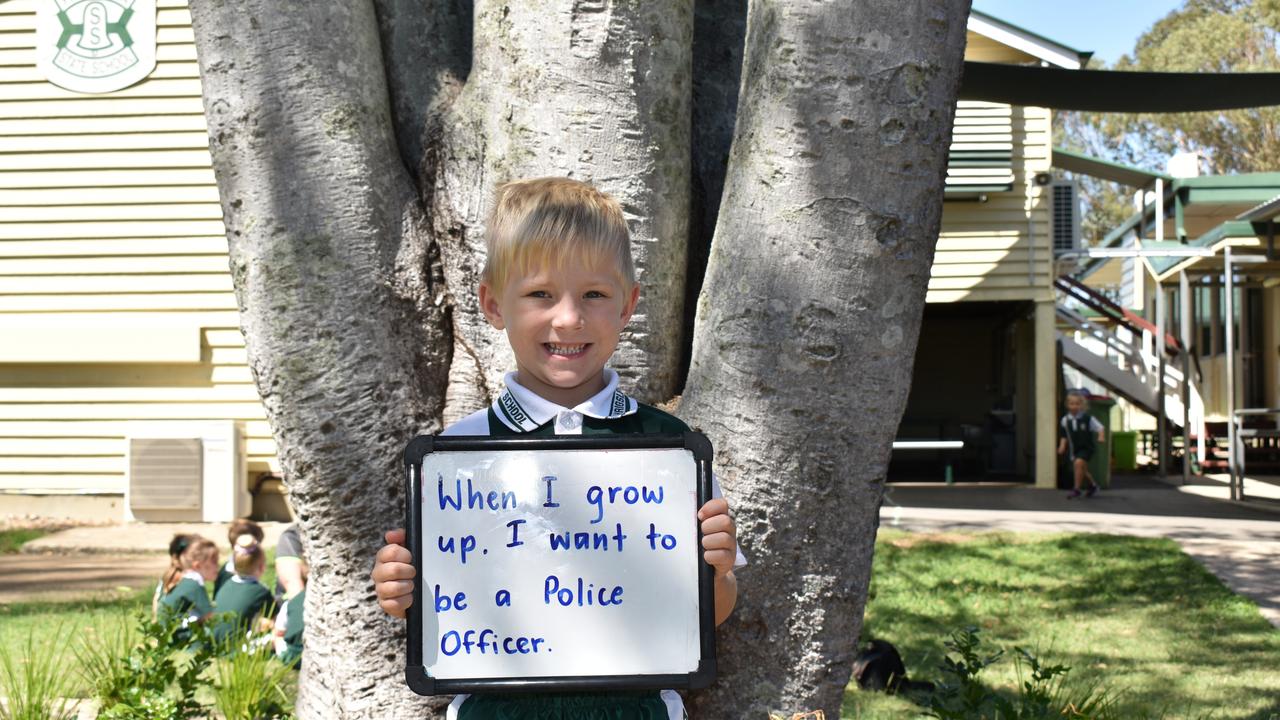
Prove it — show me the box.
[402,432,717,696]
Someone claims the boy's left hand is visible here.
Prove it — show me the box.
[698,497,737,578]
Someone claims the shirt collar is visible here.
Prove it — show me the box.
[182,569,205,584]
[491,368,638,433]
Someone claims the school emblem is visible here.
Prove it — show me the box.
[36,0,157,94]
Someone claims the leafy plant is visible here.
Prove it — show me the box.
[73,611,139,710]
[925,627,1119,720]
[0,626,75,720]
[91,612,216,720]
[209,623,295,720]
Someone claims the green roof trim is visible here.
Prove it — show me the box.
[1052,147,1170,188]
[1072,171,1280,281]
[1183,187,1280,205]
[1144,222,1266,277]
[1172,172,1280,189]
[968,9,1093,65]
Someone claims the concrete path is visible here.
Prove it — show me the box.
[0,521,290,605]
[21,520,291,555]
[880,476,1280,627]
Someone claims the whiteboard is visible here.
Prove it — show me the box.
[403,434,715,694]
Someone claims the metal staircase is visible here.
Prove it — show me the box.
[1054,276,1205,462]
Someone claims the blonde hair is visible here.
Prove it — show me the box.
[232,533,265,576]
[481,177,635,292]
[162,537,218,594]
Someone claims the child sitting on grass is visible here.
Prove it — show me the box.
[215,517,265,595]
[1059,389,1106,499]
[272,561,307,667]
[213,533,276,643]
[152,532,193,619]
[158,537,220,641]
[371,177,745,720]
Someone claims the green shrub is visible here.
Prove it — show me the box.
[89,613,216,720]
[925,627,1119,720]
[209,629,295,720]
[0,626,75,720]
[73,612,138,710]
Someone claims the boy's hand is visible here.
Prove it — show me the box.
[372,528,416,619]
[697,498,737,579]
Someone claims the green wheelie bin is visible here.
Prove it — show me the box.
[1086,395,1115,488]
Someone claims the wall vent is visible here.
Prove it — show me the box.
[128,438,203,511]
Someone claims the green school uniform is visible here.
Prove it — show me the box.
[277,590,306,667]
[214,561,235,595]
[159,573,213,642]
[213,575,274,642]
[444,370,690,720]
[1059,412,1103,461]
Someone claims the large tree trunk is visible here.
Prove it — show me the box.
[189,3,450,716]
[682,1,970,716]
[190,0,969,716]
[430,0,694,422]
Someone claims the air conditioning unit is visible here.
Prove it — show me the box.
[1051,180,1081,255]
[125,421,249,522]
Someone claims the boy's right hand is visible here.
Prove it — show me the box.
[372,529,416,619]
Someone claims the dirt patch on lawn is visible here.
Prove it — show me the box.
[0,553,168,604]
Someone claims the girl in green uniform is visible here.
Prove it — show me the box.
[213,533,275,644]
[158,538,220,641]
[215,517,265,596]
[152,533,194,619]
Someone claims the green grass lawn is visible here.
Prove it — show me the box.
[844,531,1280,720]
[4,530,1277,717]
[0,528,47,554]
[0,548,280,698]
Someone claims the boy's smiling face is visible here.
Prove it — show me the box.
[480,258,639,408]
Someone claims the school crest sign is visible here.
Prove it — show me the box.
[36,0,156,94]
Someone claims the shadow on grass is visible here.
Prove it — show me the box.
[856,533,1280,720]
[0,587,151,618]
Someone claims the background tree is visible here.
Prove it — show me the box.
[1056,0,1280,243]
[188,1,970,717]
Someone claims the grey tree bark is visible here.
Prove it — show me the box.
[188,2,450,716]
[430,1,693,423]
[189,0,969,717]
[681,1,970,717]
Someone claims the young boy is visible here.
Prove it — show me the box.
[1058,389,1106,499]
[371,177,745,720]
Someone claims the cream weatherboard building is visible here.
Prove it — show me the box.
[0,5,1080,519]
[0,0,278,519]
